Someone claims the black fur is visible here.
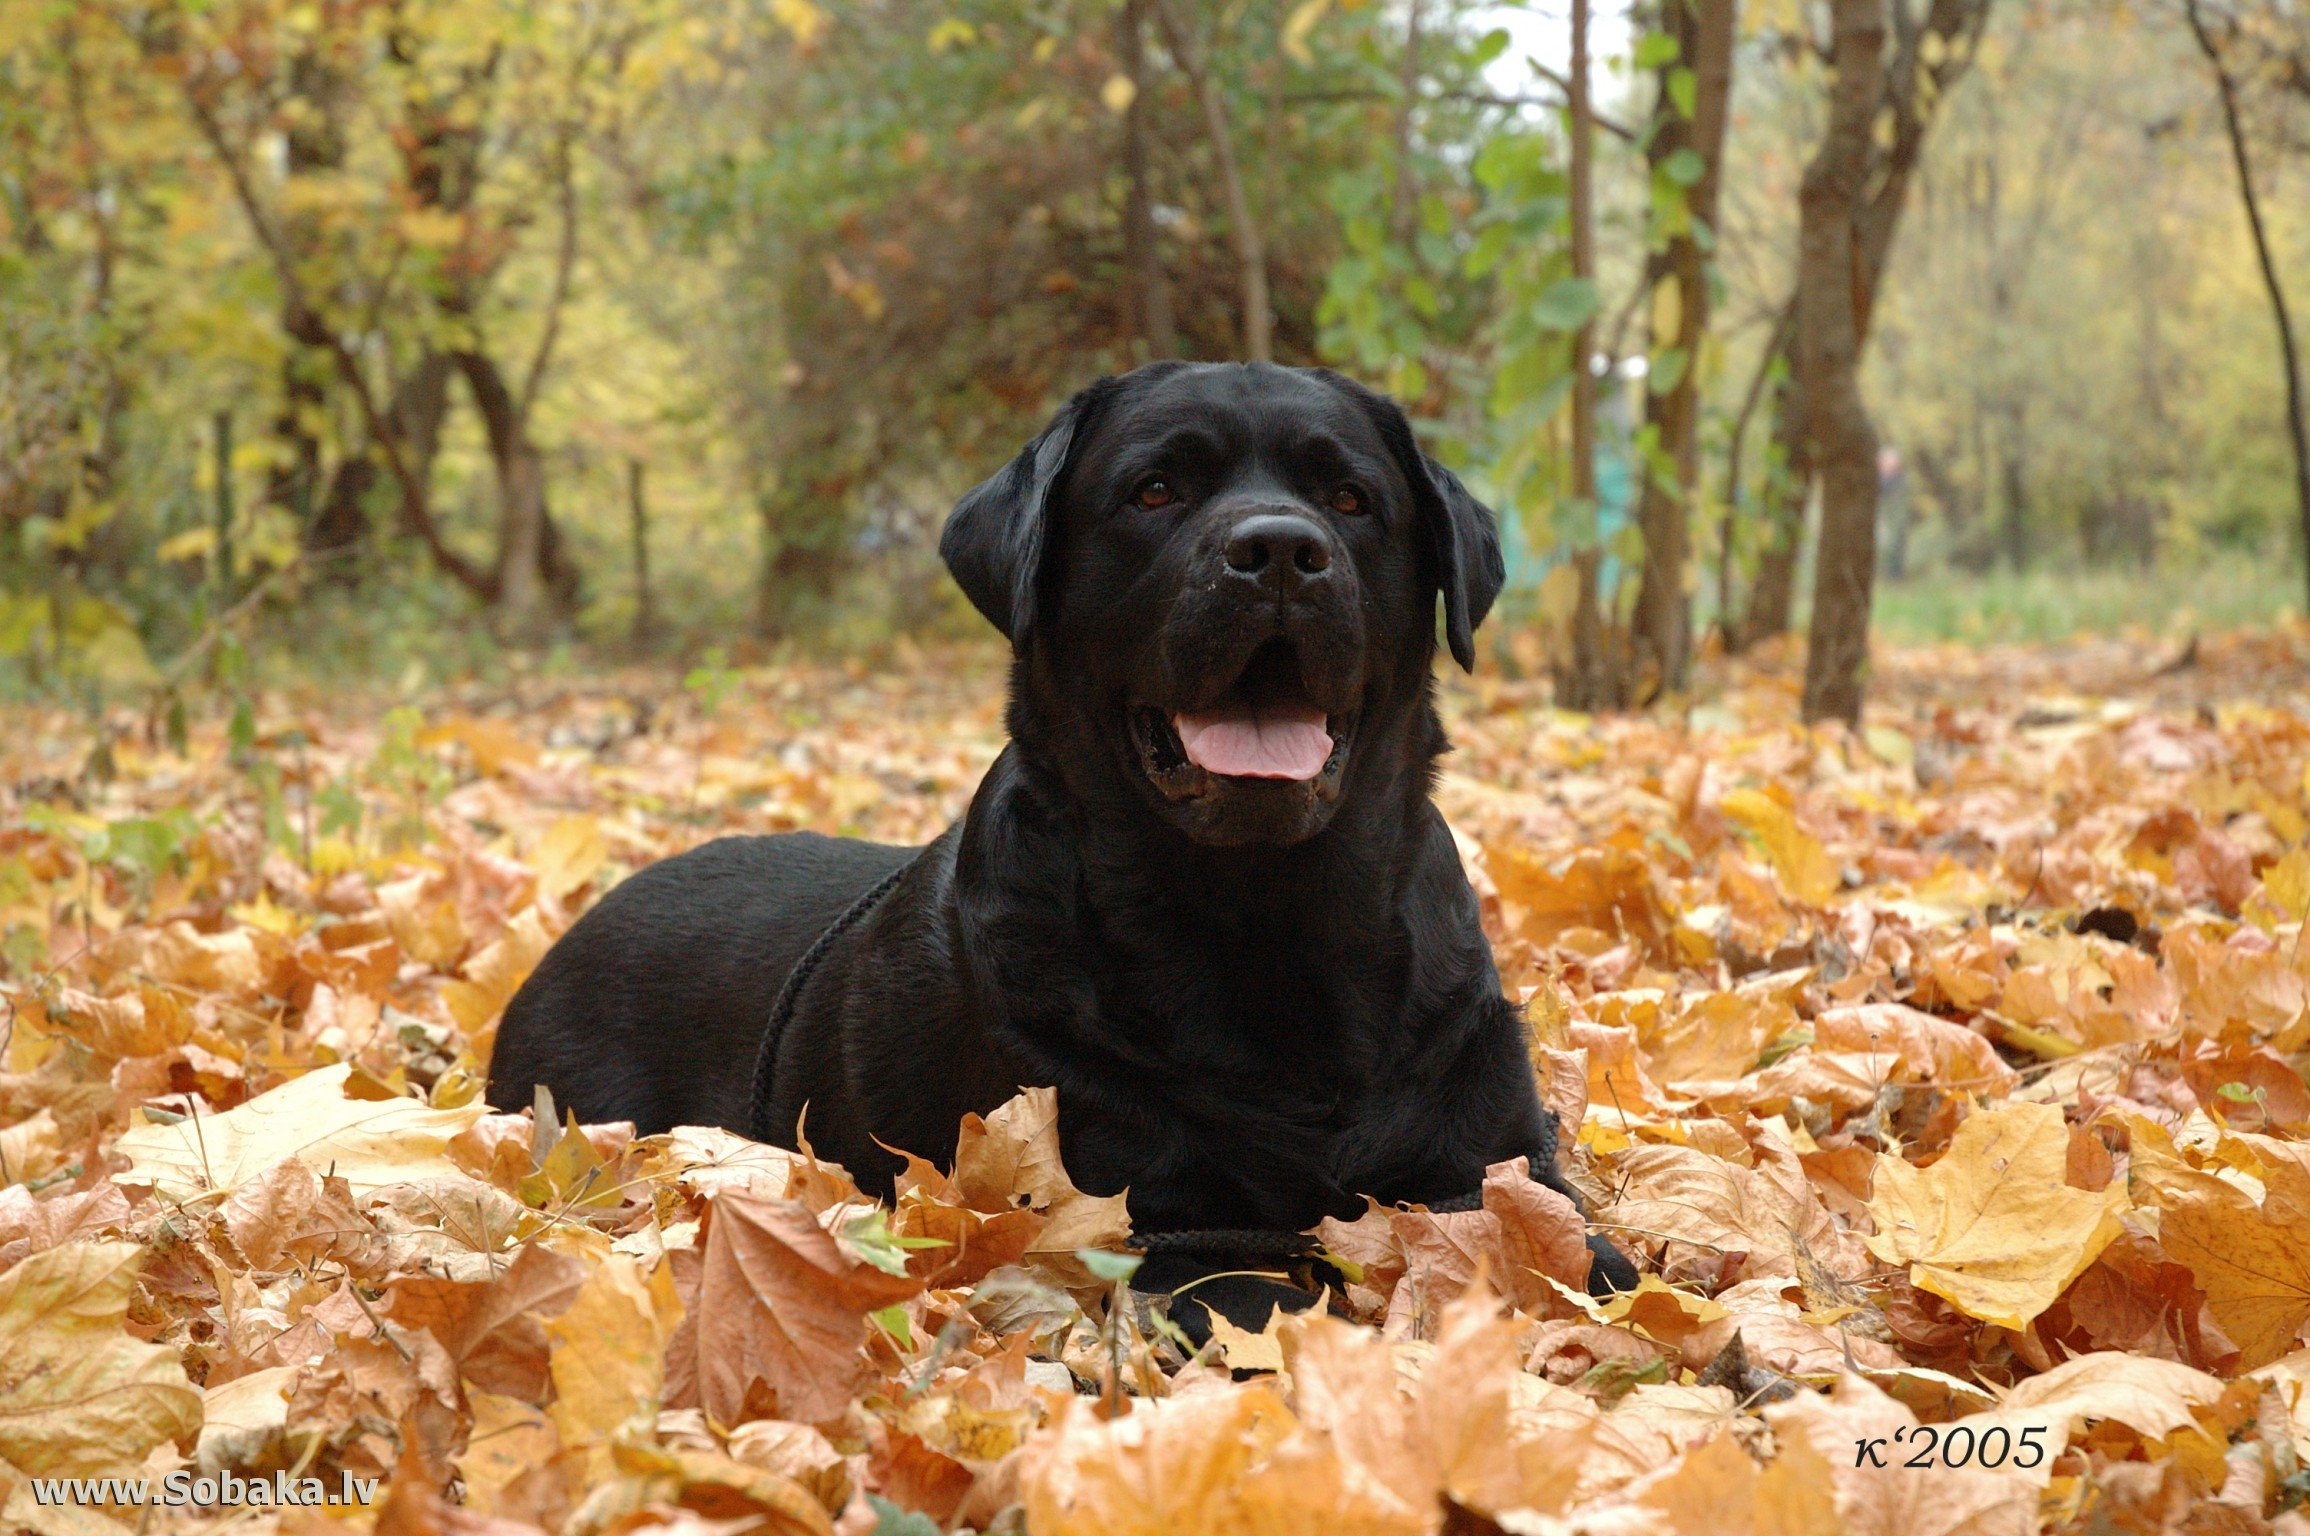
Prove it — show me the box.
[489,361,1637,1305]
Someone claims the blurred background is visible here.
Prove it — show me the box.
[3,0,2306,716]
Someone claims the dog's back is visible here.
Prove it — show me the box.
[486,831,916,1133]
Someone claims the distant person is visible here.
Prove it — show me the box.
[1877,444,1912,581]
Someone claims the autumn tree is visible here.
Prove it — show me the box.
[2182,0,2310,611]
[123,0,717,635]
[1629,0,1736,698]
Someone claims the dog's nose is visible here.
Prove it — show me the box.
[1223,514,1334,592]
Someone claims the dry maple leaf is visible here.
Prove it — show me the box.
[1716,787,1839,909]
[1605,1135,1867,1283]
[443,906,556,1066]
[0,1184,130,1265]
[0,1242,201,1498]
[1810,1006,2018,1098]
[1863,1099,2127,1331]
[1019,1387,1301,1536]
[113,1061,489,1200]
[385,1241,586,1403]
[547,1250,683,1472]
[223,1155,384,1273]
[1557,1429,1840,1536]
[1487,845,1679,960]
[949,1087,1132,1288]
[1995,1350,2228,1442]
[691,1193,921,1426]
[1269,1279,1624,1525]
[2149,1145,2310,1370]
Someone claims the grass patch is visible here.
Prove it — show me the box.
[1869,555,2301,645]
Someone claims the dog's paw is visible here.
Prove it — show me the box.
[1584,1232,1639,1296]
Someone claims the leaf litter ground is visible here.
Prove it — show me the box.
[4,627,2310,1535]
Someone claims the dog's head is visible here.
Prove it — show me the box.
[942,362,1503,847]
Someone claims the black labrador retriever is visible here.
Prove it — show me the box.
[488,361,1637,1319]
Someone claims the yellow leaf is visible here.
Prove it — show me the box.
[770,0,826,45]
[419,715,539,777]
[195,1364,296,1473]
[1998,1351,2228,1442]
[1629,1430,1841,1535]
[530,814,608,907]
[2254,846,2310,925]
[1649,274,1684,348]
[1282,0,1331,63]
[1100,73,1137,115]
[1207,1306,1289,1374]
[1718,788,1839,908]
[1019,1387,1297,1536]
[227,892,301,936]
[1863,1100,2128,1330]
[442,905,555,1065]
[2150,1146,2310,1369]
[546,1253,676,1472]
[0,1243,200,1483]
[0,1108,65,1188]
[377,873,468,968]
[458,1392,560,1514]
[521,1111,620,1209]
[113,1061,487,1201]
[156,527,217,563]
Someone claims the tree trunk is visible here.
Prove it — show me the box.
[1730,0,1989,653]
[1120,0,1178,357]
[1150,0,1272,361]
[1392,0,1423,246]
[1999,401,2028,570]
[212,410,236,600]
[1741,364,1811,646]
[1720,295,1794,649]
[2186,0,2310,608]
[455,349,571,635]
[1797,0,1887,727]
[629,457,657,646]
[1631,0,1736,694]
[1553,0,1613,710]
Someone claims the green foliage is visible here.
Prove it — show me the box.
[3,0,2304,697]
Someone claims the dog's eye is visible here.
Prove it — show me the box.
[1329,486,1364,515]
[1135,480,1175,509]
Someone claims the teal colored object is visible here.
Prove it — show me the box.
[1497,437,1637,592]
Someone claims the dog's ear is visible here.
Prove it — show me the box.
[941,381,1110,646]
[1416,456,1506,672]
[1319,372,1505,672]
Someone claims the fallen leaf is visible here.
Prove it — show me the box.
[2150,1143,2310,1369]
[443,906,555,1067]
[1864,1100,2128,1330]
[114,1061,488,1200]
[1718,788,1838,908]
[1018,1386,1296,1536]
[547,1251,680,1466]
[0,1242,201,1480]
[387,1241,586,1402]
[693,1193,921,1426]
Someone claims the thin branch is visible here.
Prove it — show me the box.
[178,81,495,599]
[2185,0,2310,607]
[1147,0,1271,360]
[518,125,580,420]
[1454,89,1637,141]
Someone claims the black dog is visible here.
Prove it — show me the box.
[488,362,1636,1314]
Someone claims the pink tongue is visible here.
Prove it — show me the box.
[1172,704,1334,780]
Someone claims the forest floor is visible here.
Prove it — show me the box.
[4,623,2310,1535]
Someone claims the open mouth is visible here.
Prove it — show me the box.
[1130,639,1349,798]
